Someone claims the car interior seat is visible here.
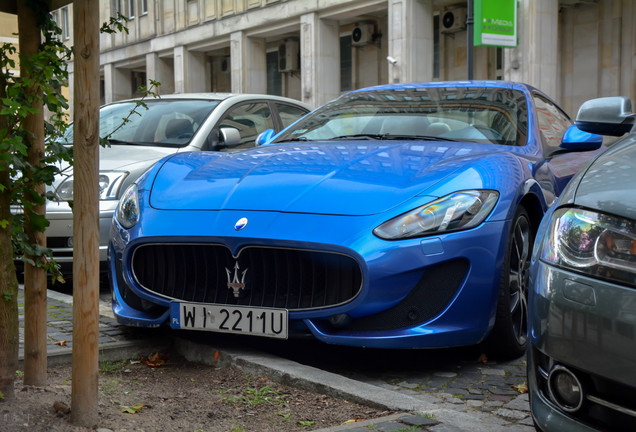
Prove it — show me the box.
[165,118,194,139]
[426,122,452,136]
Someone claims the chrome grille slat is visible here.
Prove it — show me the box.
[131,243,362,311]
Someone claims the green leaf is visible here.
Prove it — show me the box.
[120,404,145,414]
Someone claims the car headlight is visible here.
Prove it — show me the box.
[541,207,636,286]
[116,184,140,229]
[55,171,128,201]
[373,190,499,240]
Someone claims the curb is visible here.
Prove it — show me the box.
[172,336,434,413]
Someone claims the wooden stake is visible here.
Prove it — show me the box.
[71,0,100,426]
[18,0,47,388]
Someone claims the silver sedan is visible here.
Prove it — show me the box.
[44,93,310,277]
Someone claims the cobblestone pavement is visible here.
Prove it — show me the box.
[17,287,161,364]
[338,355,534,431]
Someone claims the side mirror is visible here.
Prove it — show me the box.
[219,127,241,148]
[560,124,603,151]
[576,97,635,136]
[255,128,275,146]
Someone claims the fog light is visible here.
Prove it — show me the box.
[328,313,351,328]
[548,365,584,412]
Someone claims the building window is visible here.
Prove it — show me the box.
[433,14,440,79]
[51,11,59,40]
[127,0,135,19]
[496,48,503,80]
[266,51,282,96]
[62,7,70,40]
[140,0,148,15]
[340,35,352,92]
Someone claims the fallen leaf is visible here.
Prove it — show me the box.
[121,404,145,414]
[342,417,362,424]
[53,340,67,346]
[143,352,167,368]
[214,350,219,363]
[514,382,528,394]
[477,353,488,364]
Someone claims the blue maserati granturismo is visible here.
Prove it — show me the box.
[108,81,604,358]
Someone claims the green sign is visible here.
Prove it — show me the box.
[474,0,518,47]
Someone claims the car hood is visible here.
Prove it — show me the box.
[99,144,179,171]
[573,134,636,220]
[149,141,506,216]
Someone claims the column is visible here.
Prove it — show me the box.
[300,13,339,108]
[230,31,245,93]
[388,0,434,84]
[230,31,267,94]
[103,63,131,103]
[505,0,559,98]
[146,52,175,95]
[173,45,207,94]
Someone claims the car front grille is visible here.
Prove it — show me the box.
[131,243,362,311]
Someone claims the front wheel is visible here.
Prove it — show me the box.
[487,206,534,360]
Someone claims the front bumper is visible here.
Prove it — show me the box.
[46,200,117,269]
[108,208,509,349]
[528,261,636,430]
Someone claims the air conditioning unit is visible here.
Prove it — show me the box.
[351,23,375,46]
[441,7,467,33]
[278,39,299,72]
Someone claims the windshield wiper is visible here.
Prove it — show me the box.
[380,134,461,142]
[104,138,131,145]
[327,134,389,140]
[325,134,461,142]
[277,136,311,142]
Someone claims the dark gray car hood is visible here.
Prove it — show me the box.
[574,134,636,219]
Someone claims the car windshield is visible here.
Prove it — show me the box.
[274,87,528,146]
[60,99,221,147]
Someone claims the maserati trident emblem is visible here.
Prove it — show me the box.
[226,262,248,298]
[234,217,248,231]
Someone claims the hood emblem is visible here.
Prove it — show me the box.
[234,217,248,231]
[226,262,248,298]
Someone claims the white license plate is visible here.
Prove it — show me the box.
[170,302,288,339]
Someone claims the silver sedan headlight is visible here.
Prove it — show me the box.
[373,190,499,240]
[541,207,636,286]
[55,171,128,201]
[115,183,140,229]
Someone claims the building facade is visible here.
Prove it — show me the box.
[55,0,635,117]
[0,11,20,78]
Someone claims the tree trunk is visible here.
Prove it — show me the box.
[71,0,101,427]
[0,62,19,403]
[18,1,48,387]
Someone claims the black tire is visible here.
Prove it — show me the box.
[487,206,534,360]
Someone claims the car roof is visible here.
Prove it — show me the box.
[105,93,311,109]
[349,80,535,94]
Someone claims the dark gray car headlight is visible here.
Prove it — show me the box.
[373,190,499,240]
[541,207,636,286]
[115,184,140,229]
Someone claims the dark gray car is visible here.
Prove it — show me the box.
[528,96,636,431]
[44,93,310,277]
